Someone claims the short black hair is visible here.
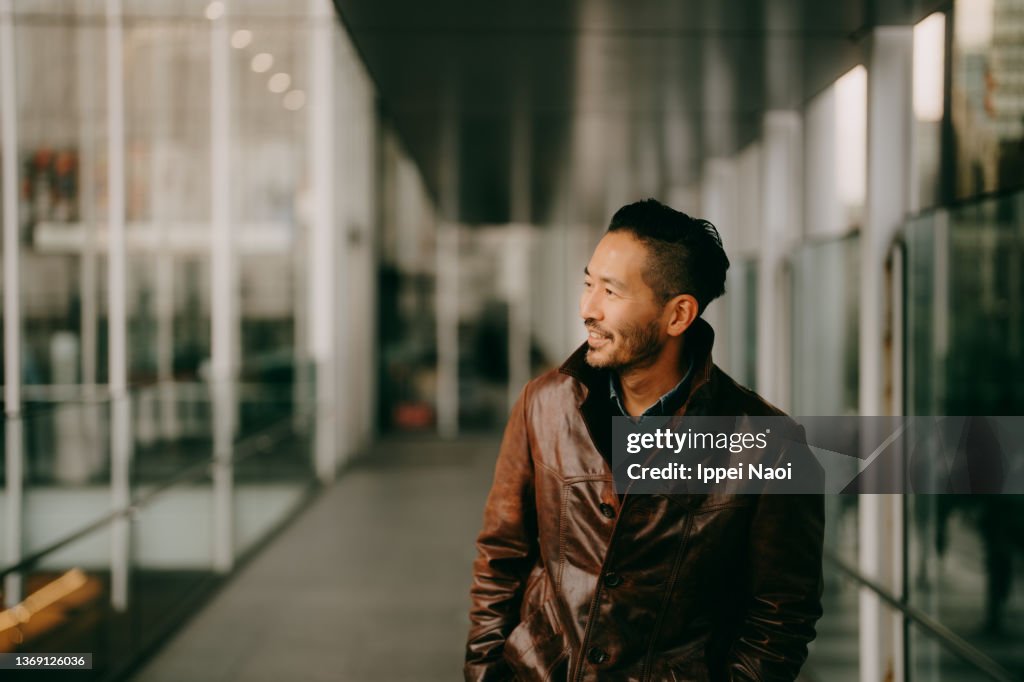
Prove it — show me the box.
[607,198,729,315]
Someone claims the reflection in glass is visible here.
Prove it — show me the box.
[1,2,382,676]
[790,235,861,681]
[790,235,860,417]
[725,258,758,389]
[905,191,1024,676]
[951,0,1024,198]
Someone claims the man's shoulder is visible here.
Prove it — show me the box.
[709,366,789,418]
[521,366,585,409]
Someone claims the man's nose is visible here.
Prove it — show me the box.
[580,288,602,321]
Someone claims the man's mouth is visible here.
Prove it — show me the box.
[587,329,611,347]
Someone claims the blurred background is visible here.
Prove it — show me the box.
[0,0,1022,680]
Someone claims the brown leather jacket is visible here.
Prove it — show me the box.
[465,319,824,682]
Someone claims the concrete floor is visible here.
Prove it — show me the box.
[131,432,1019,681]
[132,435,498,682]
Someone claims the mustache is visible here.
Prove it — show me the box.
[584,321,612,338]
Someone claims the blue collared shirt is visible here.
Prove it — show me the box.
[609,354,694,422]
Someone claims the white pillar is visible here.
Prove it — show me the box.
[507,101,532,409]
[309,0,337,481]
[725,145,761,388]
[505,226,532,411]
[76,0,102,477]
[563,214,589,355]
[106,0,132,612]
[700,158,738,374]
[436,221,459,438]
[757,111,802,409]
[859,26,913,682]
[1,0,23,607]
[150,25,178,442]
[861,27,913,418]
[436,104,459,438]
[209,3,235,574]
[77,0,99,392]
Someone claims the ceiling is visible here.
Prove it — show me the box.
[332,0,939,225]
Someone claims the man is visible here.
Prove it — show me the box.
[465,199,824,682]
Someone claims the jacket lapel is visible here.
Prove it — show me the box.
[558,318,719,468]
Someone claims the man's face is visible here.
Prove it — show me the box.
[579,231,668,371]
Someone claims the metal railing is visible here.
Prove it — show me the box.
[825,550,1017,682]
[0,406,314,579]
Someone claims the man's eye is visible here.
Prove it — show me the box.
[605,288,616,297]
[583,280,592,288]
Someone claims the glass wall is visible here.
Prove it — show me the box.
[725,257,758,390]
[0,2,402,677]
[904,190,1024,679]
[790,235,862,682]
[13,0,113,547]
[376,129,437,433]
[790,235,861,418]
[951,0,1024,199]
[913,11,946,211]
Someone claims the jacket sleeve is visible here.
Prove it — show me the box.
[724,439,825,681]
[464,386,539,682]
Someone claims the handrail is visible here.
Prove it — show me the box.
[903,185,1024,221]
[824,549,1017,682]
[0,410,313,579]
[2,381,305,420]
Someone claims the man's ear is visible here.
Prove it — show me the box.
[665,294,699,337]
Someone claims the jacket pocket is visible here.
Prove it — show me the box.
[503,600,570,682]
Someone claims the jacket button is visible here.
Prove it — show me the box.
[587,646,609,665]
[599,503,615,519]
[603,571,623,587]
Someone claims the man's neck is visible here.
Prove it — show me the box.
[615,339,686,417]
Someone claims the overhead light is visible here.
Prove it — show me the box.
[268,73,291,94]
[914,13,945,122]
[231,30,253,49]
[251,53,273,73]
[283,90,306,111]
[955,0,993,51]
[835,65,867,209]
[205,1,224,20]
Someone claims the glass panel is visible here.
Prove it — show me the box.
[3,3,330,676]
[913,12,946,211]
[229,10,315,542]
[725,257,757,389]
[377,129,439,433]
[10,0,111,573]
[790,235,860,417]
[0,381,318,679]
[951,0,1024,199]
[458,227,509,431]
[908,620,1000,682]
[790,235,861,681]
[233,15,307,388]
[123,1,211,387]
[804,553,860,682]
[15,2,107,387]
[905,190,1024,677]
[0,520,221,680]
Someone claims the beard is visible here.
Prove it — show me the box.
[584,317,664,372]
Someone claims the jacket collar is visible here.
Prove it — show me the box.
[558,317,718,472]
[559,316,717,410]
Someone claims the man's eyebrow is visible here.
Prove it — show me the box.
[583,267,628,291]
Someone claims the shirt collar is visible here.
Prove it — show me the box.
[559,317,717,407]
[609,351,695,421]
